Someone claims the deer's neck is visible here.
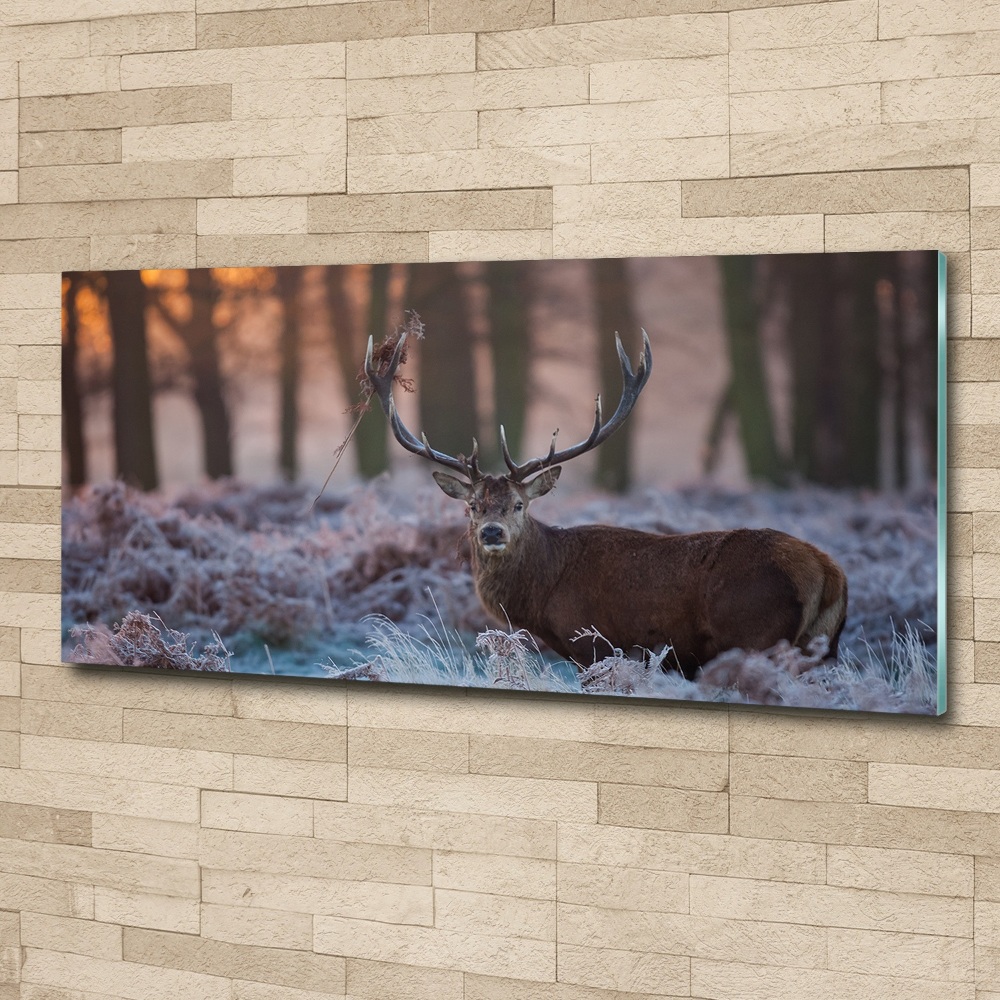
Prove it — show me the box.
[471,517,568,628]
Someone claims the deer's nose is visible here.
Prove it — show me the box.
[480,523,505,546]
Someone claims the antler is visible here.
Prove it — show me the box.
[500,329,652,482]
[364,331,482,481]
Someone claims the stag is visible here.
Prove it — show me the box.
[365,330,847,676]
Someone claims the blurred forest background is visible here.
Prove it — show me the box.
[61,251,940,497]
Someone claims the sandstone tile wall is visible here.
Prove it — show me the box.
[0,1,995,997]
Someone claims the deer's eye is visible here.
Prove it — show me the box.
[514,502,523,512]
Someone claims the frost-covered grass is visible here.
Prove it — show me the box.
[63,477,940,713]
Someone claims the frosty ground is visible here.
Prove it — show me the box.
[62,478,940,714]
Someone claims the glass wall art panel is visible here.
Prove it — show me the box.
[61,251,946,713]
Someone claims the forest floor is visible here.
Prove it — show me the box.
[62,477,941,714]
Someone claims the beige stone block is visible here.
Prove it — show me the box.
[0,524,58,560]
[470,734,726,790]
[24,660,233,715]
[692,872,971,936]
[690,958,970,1000]
[201,791,313,837]
[349,727,469,773]
[732,0,877,48]
[2,0,191,22]
[593,702,727,753]
[734,119,1000,176]
[21,733,232,790]
[976,642,1000,683]
[20,949,231,1000]
[0,763,199,823]
[92,814,198,860]
[428,229,552,262]
[0,591,57,627]
[0,695,18,729]
[314,915,556,981]
[19,56,120,98]
[952,341,1000,382]
[975,208,1000,252]
[231,681,345,726]
[828,926,973,982]
[20,86,232,132]
[347,66,588,118]
[434,888,554,941]
[91,13,195,55]
[589,54,727,104]
[885,76,1000,125]
[0,452,18,486]
[477,15,728,69]
[231,982,343,1000]
[558,861,688,913]
[0,240,88,273]
[196,233,426,267]
[19,162,231,204]
[20,129,120,168]
[559,821,826,882]
[556,942,690,995]
[954,469,1000,512]
[120,43,346,89]
[349,765,597,822]
[0,800,89,846]
[0,274,61,310]
[233,754,347,801]
[683,167,967,218]
[204,867,433,925]
[0,100,16,172]
[975,250,1000,293]
[196,197,309,236]
[730,752,867,802]
[977,513,1000,553]
[202,903,312,951]
[825,211,968,254]
[314,801,556,859]
[972,295,1000,338]
[0,62,13,101]
[434,851,556,899]
[978,553,1000,597]
[949,682,1000,724]
[348,112,478,155]
[91,234,197,270]
[879,0,995,36]
[0,662,20,698]
[0,305,72,343]
[0,21,88,60]
[19,629,59,666]
[558,900,826,967]
[122,117,343,162]
[232,155,345,197]
[20,700,122,742]
[348,32,475,79]
[948,554,972,598]
[731,793,1000,855]
[481,97,727,148]
[973,164,1000,207]
[553,214,824,260]
[828,844,973,896]
[123,707,346,762]
[18,449,60,487]
[599,783,728,834]
[591,135,729,182]
[0,172,17,203]
[232,79,345,120]
[554,181,681,223]
[0,834,199,898]
[18,413,59,450]
[197,0,427,48]
[347,959,463,1000]
[199,827,432,885]
[0,873,92,920]
[94,887,199,934]
[125,927,346,992]
[309,189,551,234]
[0,730,17,766]
[430,0,552,32]
[19,913,121,962]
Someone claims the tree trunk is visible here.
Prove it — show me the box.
[486,261,531,469]
[719,255,785,486]
[275,267,302,482]
[62,274,87,488]
[592,258,642,492]
[105,270,158,491]
[408,263,478,461]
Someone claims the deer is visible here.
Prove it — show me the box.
[364,329,848,678]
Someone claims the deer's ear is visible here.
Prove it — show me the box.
[523,466,561,500]
[432,471,473,501]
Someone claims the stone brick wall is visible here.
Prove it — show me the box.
[0,1,996,997]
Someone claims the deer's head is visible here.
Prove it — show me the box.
[364,327,652,555]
